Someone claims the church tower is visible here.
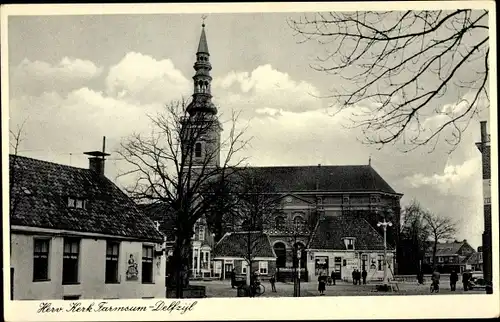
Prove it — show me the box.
[183,22,221,168]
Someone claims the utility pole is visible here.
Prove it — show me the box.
[377,219,393,286]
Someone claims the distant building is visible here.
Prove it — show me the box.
[212,232,276,280]
[140,203,215,279]
[466,250,483,272]
[307,216,395,282]
[423,240,476,273]
[9,152,166,300]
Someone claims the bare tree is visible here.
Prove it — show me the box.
[423,211,457,269]
[288,10,489,152]
[230,170,281,289]
[283,207,321,297]
[9,120,28,217]
[399,200,431,274]
[117,98,249,298]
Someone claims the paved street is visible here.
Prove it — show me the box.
[190,280,485,298]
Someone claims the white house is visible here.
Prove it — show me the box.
[9,151,166,300]
[306,216,395,282]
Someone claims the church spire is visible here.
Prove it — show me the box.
[187,20,217,115]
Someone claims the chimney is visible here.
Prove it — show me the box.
[480,121,488,143]
[84,136,110,176]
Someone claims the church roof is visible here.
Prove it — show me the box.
[9,155,164,242]
[197,25,209,54]
[308,216,394,251]
[233,165,399,194]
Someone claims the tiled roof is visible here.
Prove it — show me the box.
[466,252,482,264]
[137,203,176,242]
[308,215,393,251]
[9,155,164,242]
[232,165,398,194]
[427,242,466,256]
[213,231,276,258]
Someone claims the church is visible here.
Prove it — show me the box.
[150,23,403,283]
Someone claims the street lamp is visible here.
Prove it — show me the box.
[297,248,302,297]
[377,219,393,286]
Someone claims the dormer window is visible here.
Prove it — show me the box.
[68,197,86,209]
[343,237,355,250]
[68,197,76,208]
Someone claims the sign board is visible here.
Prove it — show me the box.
[483,179,491,205]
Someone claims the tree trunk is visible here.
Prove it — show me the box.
[173,235,192,298]
[432,240,437,271]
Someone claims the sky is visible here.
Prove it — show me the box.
[5,7,493,249]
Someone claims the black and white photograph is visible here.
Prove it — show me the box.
[2,2,499,320]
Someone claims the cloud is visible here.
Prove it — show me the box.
[213,64,323,116]
[11,57,103,97]
[405,156,481,195]
[105,52,191,105]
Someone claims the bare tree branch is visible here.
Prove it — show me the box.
[289,10,489,152]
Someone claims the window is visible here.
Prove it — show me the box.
[33,239,50,281]
[377,255,384,271]
[275,216,285,230]
[199,225,205,241]
[62,238,80,284]
[68,197,75,208]
[242,261,248,274]
[293,216,305,231]
[345,238,355,250]
[142,245,154,283]
[194,142,202,158]
[105,241,120,283]
[67,197,86,209]
[259,261,268,275]
[361,254,368,271]
[438,257,444,263]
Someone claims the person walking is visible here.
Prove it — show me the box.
[352,269,357,285]
[362,269,367,285]
[431,269,440,293]
[450,270,458,291]
[330,270,336,285]
[230,269,236,289]
[318,272,326,295]
[462,270,470,291]
[270,273,277,292]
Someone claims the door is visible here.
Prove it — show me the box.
[224,263,234,279]
[334,257,342,280]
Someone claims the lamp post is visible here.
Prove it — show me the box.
[297,248,302,297]
[377,219,393,286]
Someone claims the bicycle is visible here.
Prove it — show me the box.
[430,281,439,293]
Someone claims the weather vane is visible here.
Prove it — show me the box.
[202,14,207,27]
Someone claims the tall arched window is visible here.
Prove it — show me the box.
[293,215,305,232]
[274,242,286,268]
[275,216,285,230]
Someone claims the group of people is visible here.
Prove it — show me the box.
[230,269,277,296]
[351,268,368,285]
[430,269,474,293]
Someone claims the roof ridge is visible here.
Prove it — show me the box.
[236,164,372,169]
[10,154,90,172]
